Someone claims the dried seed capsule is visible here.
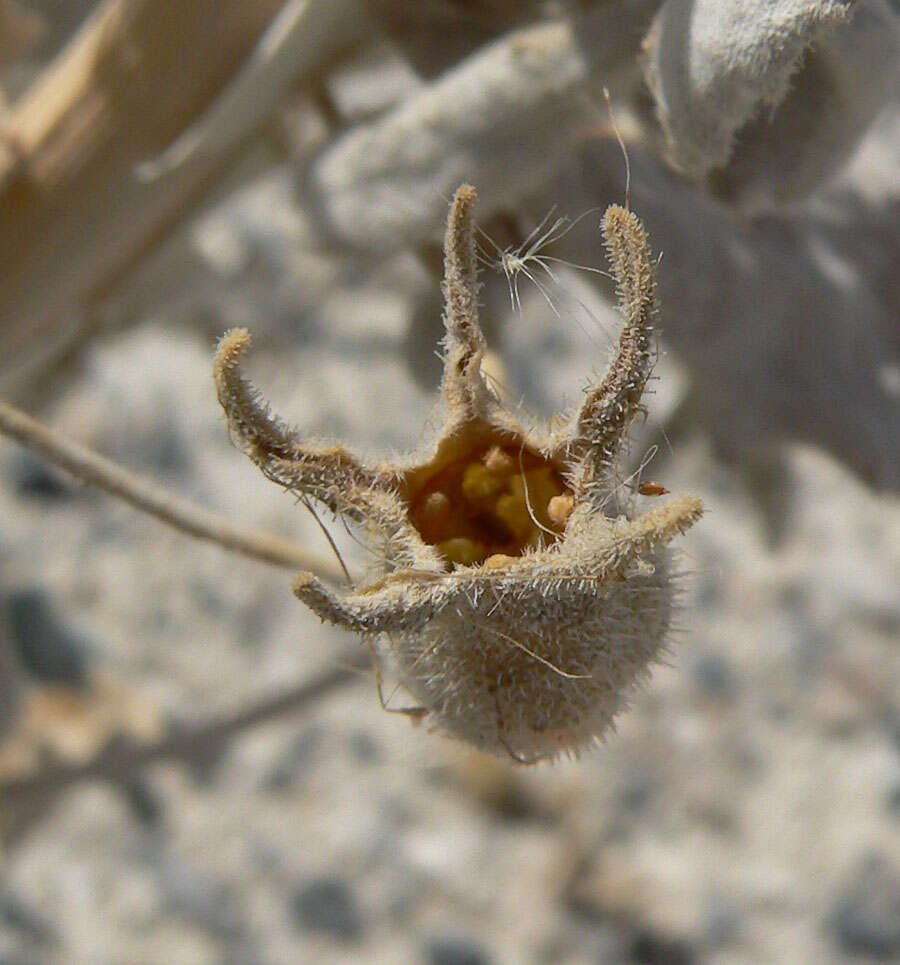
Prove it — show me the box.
[215,186,702,762]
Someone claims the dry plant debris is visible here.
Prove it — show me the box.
[215,184,702,763]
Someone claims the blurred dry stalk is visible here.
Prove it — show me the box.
[0,659,365,845]
[0,0,897,841]
[0,0,366,398]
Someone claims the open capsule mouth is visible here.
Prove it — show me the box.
[408,442,574,568]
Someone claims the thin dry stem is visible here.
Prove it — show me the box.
[0,400,343,581]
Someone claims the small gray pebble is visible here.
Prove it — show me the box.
[628,927,695,965]
[349,729,379,763]
[618,767,655,812]
[6,588,90,686]
[691,653,736,698]
[291,878,364,943]
[143,423,192,478]
[263,727,321,792]
[0,890,56,945]
[423,934,492,965]
[119,777,164,827]
[829,855,900,959]
[10,450,71,500]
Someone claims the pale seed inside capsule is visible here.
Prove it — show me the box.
[484,553,519,569]
[437,537,487,567]
[461,462,506,502]
[547,493,575,527]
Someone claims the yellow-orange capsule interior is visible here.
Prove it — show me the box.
[408,444,573,567]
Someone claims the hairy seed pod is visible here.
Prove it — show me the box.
[215,186,701,763]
